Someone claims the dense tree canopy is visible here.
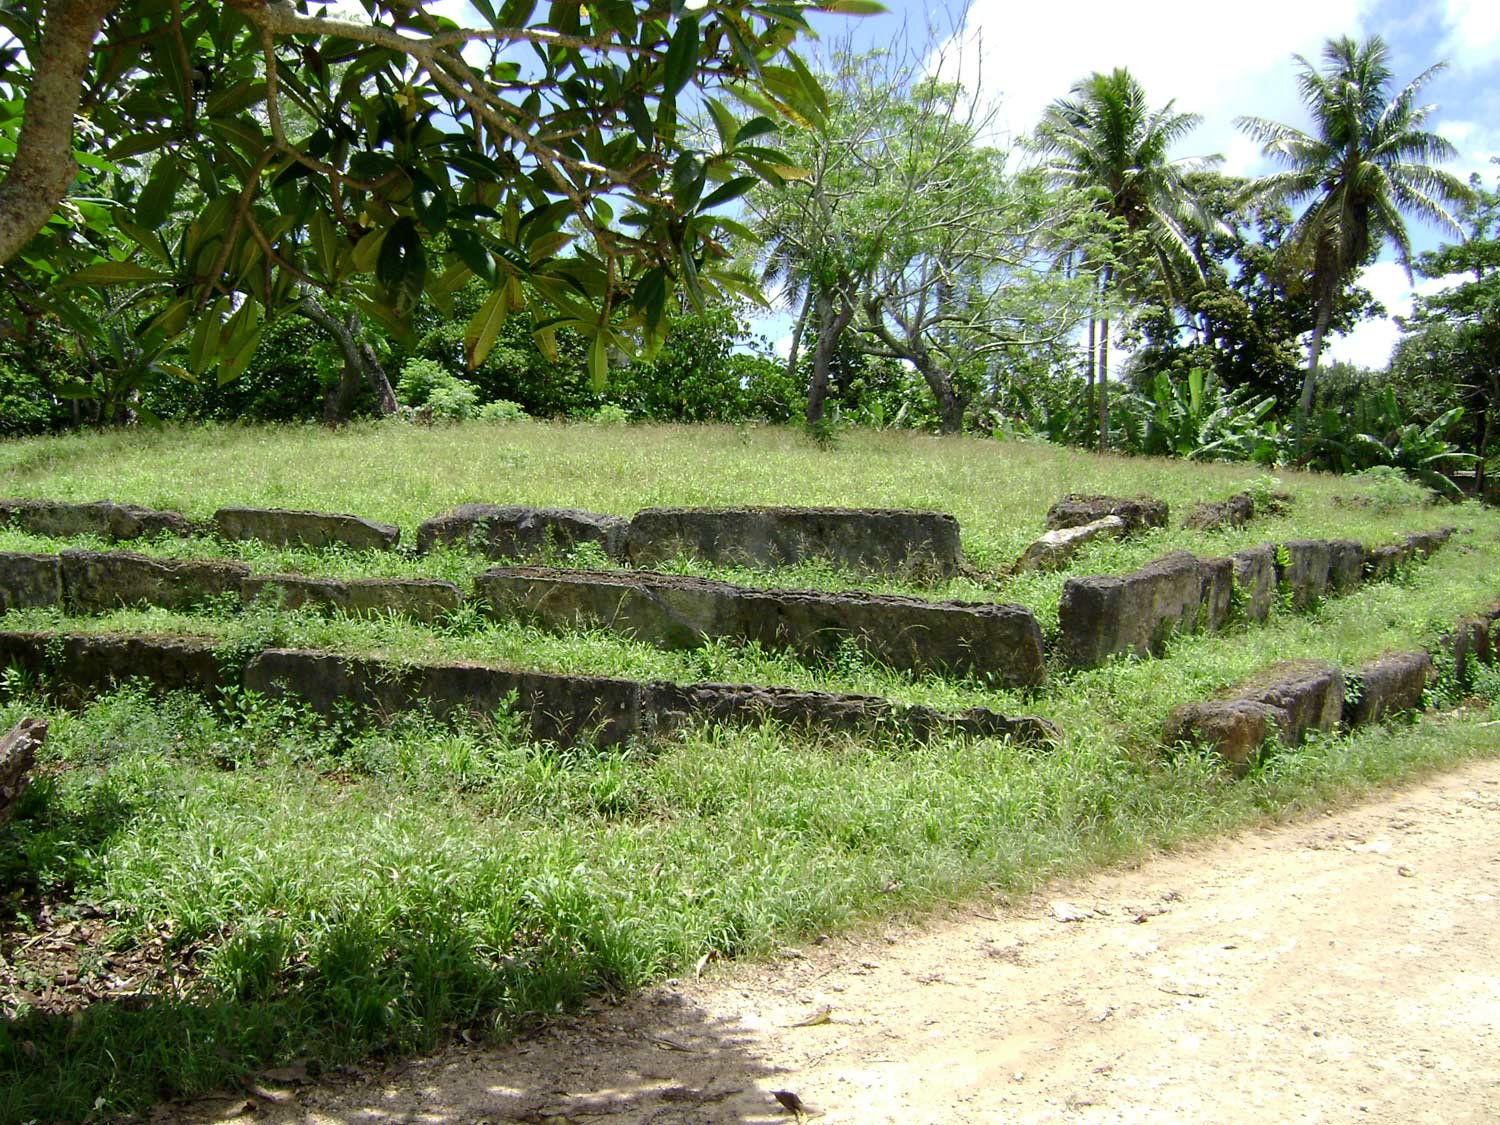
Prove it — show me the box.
[0,0,861,390]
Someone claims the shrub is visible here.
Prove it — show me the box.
[396,358,451,407]
[591,403,631,425]
[425,379,479,421]
[478,399,529,422]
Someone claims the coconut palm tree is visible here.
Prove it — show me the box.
[1235,35,1473,438]
[1033,68,1220,447]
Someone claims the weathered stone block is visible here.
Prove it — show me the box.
[416,503,628,561]
[645,681,1058,746]
[1165,699,1285,770]
[243,648,643,747]
[1058,551,1203,668]
[1346,652,1433,727]
[60,550,249,614]
[474,566,1046,687]
[1182,492,1254,532]
[0,498,192,541]
[1443,617,1493,691]
[1045,494,1168,535]
[1164,659,1344,772]
[624,506,963,578]
[1405,526,1456,559]
[213,507,399,551]
[1010,515,1125,574]
[1276,539,1332,610]
[0,552,63,612]
[1327,539,1366,593]
[1198,556,1235,633]
[243,574,463,624]
[0,629,224,705]
[1231,545,1277,624]
[1239,660,1345,744]
[1363,542,1413,583]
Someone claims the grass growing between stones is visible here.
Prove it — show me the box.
[0,420,1475,579]
[3,421,1500,1119]
[0,682,1497,1121]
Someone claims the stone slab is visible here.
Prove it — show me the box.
[0,498,192,541]
[213,507,399,551]
[1231,545,1277,625]
[1442,616,1493,692]
[243,649,644,748]
[0,629,224,706]
[1010,515,1126,574]
[1363,542,1413,583]
[243,574,463,624]
[624,506,963,578]
[1346,651,1433,727]
[1045,494,1168,535]
[1164,698,1286,770]
[645,682,1058,746]
[1328,539,1366,593]
[1406,526,1456,559]
[1163,659,1344,772]
[60,550,250,614]
[0,552,63,612]
[1058,551,1204,668]
[474,566,1045,687]
[1198,557,1235,633]
[416,504,628,561]
[1277,539,1332,610]
[1182,493,1255,532]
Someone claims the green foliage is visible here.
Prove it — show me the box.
[1,0,841,393]
[1126,368,1280,462]
[396,359,451,408]
[397,357,478,421]
[0,339,68,435]
[590,403,631,425]
[1302,387,1477,497]
[477,400,528,423]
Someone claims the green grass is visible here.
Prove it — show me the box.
[1,686,1496,1120]
[1,420,1499,1121]
[0,419,1473,578]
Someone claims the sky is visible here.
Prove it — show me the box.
[801,0,1500,369]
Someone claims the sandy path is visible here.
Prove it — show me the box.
[186,756,1500,1124]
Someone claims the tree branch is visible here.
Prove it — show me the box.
[0,0,118,264]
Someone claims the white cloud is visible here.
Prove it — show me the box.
[1324,262,1464,369]
[1440,0,1500,70]
[932,0,1369,163]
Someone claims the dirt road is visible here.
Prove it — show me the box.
[201,757,1499,1124]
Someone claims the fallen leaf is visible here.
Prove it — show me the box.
[787,1005,833,1028]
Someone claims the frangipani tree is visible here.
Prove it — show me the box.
[0,0,867,397]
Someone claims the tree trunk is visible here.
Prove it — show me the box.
[0,0,117,265]
[1085,313,1097,444]
[806,289,853,427]
[785,288,812,387]
[294,297,397,423]
[1097,267,1112,451]
[0,717,45,825]
[1297,290,1336,445]
[1098,313,1111,451]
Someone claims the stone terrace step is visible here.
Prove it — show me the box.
[0,629,1057,750]
[473,565,1046,687]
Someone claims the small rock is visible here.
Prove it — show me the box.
[1397,864,1415,878]
[1049,900,1092,923]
